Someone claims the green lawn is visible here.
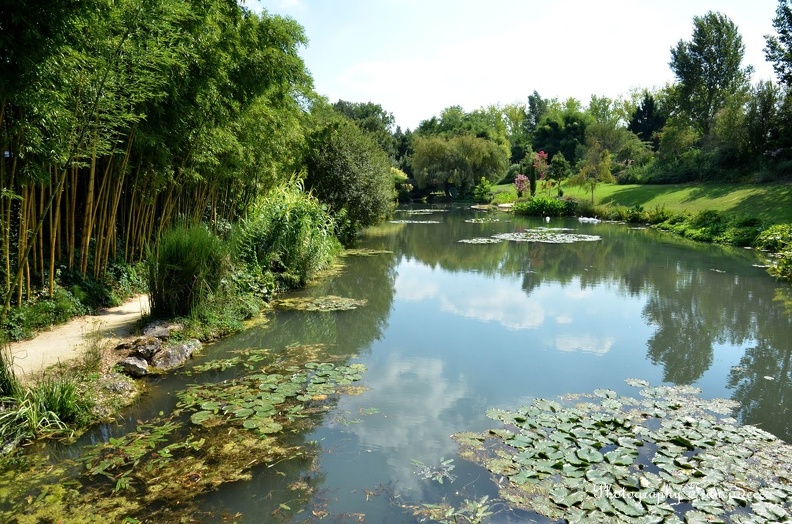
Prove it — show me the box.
[496,183,792,224]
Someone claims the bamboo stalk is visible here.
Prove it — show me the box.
[79,128,99,275]
[49,166,64,297]
[67,166,77,270]
[91,155,113,278]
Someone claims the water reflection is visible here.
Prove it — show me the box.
[329,353,469,493]
[364,207,792,444]
[7,205,792,523]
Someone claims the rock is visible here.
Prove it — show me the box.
[118,356,149,377]
[114,340,135,351]
[151,339,201,371]
[131,336,162,360]
[101,375,135,395]
[143,320,184,339]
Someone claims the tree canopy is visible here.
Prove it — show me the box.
[765,0,792,87]
[410,134,508,195]
[304,119,395,245]
[670,11,752,135]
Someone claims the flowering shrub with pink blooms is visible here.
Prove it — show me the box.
[513,174,529,197]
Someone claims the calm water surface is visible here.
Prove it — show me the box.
[191,205,792,522]
[23,205,792,521]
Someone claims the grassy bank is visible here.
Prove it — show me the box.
[494,181,792,282]
[0,329,139,452]
[494,182,792,223]
[561,183,792,224]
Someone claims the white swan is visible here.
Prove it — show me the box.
[578,217,601,223]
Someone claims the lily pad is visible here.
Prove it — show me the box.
[450,380,792,522]
[493,228,601,244]
[388,219,441,224]
[458,237,504,244]
[464,217,500,224]
[271,295,367,312]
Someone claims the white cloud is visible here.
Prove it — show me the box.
[439,286,546,331]
[555,335,615,356]
[332,353,469,493]
[301,0,778,129]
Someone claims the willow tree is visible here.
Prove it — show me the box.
[410,134,508,195]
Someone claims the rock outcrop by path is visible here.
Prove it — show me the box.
[7,294,150,379]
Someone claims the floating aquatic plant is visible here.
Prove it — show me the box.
[187,348,270,374]
[177,361,367,437]
[0,355,368,523]
[452,380,792,522]
[271,295,368,311]
[493,228,601,244]
[342,248,394,257]
[465,217,500,224]
[389,220,441,224]
[402,495,494,524]
[458,238,504,244]
[412,457,457,484]
[402,209,448,215]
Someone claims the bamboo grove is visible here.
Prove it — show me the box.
[0,0,311,313]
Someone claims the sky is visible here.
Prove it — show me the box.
[247,0,781,130]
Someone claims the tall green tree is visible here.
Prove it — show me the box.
[331,100,397,160]
[502,102,529,164]
[532,98,591,165]
[669,11,752,136]
[744,81,781,159]
[570,139,615,203]
[765,0,792,87]
[628,91,668,150]
[304,120,395,245]
[545,152,571,197]
[526,91,549,134]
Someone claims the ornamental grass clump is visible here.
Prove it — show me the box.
[147,225,231,319]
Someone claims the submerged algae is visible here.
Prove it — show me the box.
[0,347,367,523]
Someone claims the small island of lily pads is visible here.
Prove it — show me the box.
[447,380,792,523]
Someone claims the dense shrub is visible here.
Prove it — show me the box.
[147,225,231,319]
[233,183,341,289]
[513,196,577,217]
[473,177,493,204]
[305,120,396,245]
[654,210,765,247]
[1,288,86,341]
[755,224,792,252]
[771,249,792,280]
[755,225,792,280]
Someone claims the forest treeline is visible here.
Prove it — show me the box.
[0,0,395,328]
[4,0,792,335]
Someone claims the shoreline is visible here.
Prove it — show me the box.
[7,294,150,380]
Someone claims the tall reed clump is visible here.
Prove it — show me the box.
[233,182,341,289]
[0,341,92,445]
[147,225,231,319]
[0,343,22,400]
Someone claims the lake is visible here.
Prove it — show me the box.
[3,204,791,522]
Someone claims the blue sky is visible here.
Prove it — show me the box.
[247,0,780,130]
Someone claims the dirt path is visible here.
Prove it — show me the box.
[7,294,150,379]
